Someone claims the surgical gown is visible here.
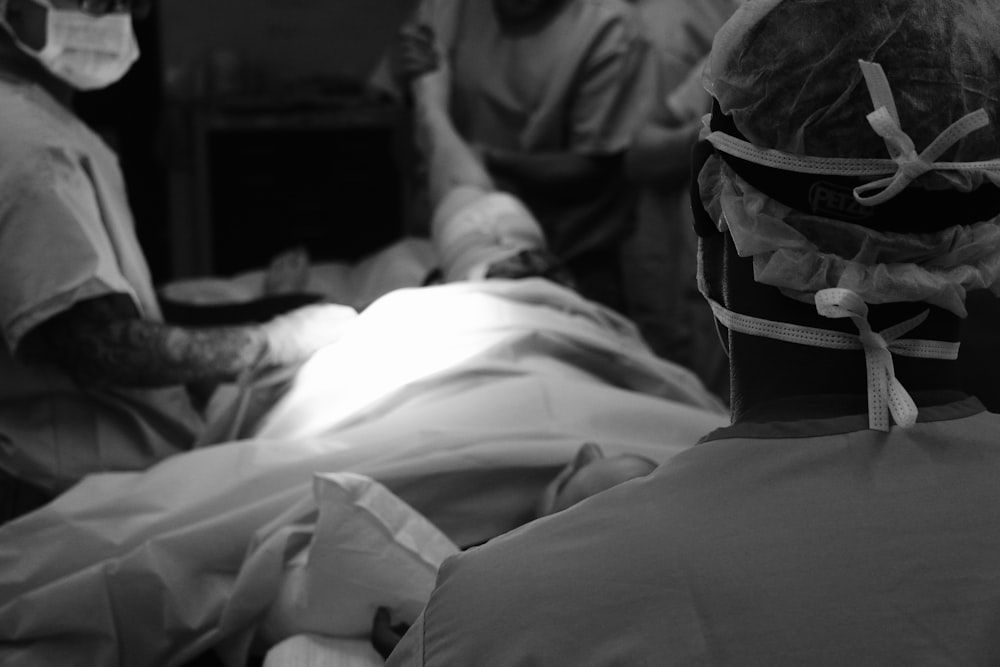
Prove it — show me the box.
[389,395,1000,666]
[0,79,203,496]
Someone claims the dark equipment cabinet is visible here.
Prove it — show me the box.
[175,101,405,278]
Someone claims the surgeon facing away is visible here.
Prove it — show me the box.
[387,1,1000,664]
[0,0,352,523]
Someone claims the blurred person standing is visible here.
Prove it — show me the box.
[373,0,658,311]
[0,0,351,522]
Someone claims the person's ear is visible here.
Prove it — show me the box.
[698,233,730,357]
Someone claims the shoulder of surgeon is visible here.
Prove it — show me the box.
[0,77,107,182]
[410,473,682,665]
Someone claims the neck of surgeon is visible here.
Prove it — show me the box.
[712,239,966,424]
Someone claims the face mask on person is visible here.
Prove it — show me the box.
[1,0,139,90]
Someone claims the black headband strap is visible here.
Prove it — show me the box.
[708,100,1000,233]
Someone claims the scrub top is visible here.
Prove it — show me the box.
[376,0,658,299]
[437,0,652,156]
[388,396,1000,666]
[449,0,656,263]
[633,0,743,91]
[0,79,203,495]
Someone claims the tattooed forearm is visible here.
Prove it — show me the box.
[82,319,267,386]
[25,294,268,387]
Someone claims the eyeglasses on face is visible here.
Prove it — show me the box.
[75,0,151,18]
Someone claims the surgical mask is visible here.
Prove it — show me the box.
[1,0,139,90]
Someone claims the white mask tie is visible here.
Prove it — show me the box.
[702,60,1000,207]
[853,61,993,206]
[707,287,960,431]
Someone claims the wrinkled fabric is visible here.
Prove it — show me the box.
[697,155,1000,315]
[0,279,728,667]
[704,0,1000,184]
[390,397,1000,666]
[228,473,459,665]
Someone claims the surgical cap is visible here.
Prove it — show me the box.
[693,0,1000,315]
[705,0,1000,165]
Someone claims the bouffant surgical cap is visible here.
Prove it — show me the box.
[695,0,1000,430]
[705,0,1000,165]
[694,0,1000,317]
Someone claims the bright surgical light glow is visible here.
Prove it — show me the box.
[253,284,534,441]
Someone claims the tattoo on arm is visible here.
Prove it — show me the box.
[23,294,267,388]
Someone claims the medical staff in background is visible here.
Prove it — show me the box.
[373,0,658,311]
[386,1,1000,663]
[620,0,741,399]
[0,0,352,522]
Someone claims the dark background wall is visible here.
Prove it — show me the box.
[75,1,418,285]
[157,0,414,101]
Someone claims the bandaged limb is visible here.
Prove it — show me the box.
[409,63,565,285]
[410,66,495,216]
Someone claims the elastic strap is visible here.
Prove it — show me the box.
[708,288,959,431]
[703,60,1000,208]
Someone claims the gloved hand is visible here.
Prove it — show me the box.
[257,303,357,367]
